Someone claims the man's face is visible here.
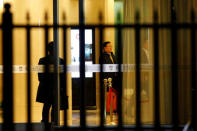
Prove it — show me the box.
[104,43,112,53]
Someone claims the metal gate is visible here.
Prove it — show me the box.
[0,2,197,131]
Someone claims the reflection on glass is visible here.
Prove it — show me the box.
[71,29,93,78]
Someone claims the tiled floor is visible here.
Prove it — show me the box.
[72,110,118,126]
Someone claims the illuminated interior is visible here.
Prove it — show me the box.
[0,0,196,126]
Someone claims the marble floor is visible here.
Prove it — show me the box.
[72,110,118,126]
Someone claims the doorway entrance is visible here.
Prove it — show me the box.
[70,28,96,110]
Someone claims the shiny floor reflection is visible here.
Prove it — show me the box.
[72,110,118,126]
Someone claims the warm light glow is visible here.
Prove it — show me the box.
[4,0,13,5]
[0,0,3,12]
[4,0,12,2]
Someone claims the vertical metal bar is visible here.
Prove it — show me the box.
[135,11,141,130]
[117,13,123,129]
[53,0,60,126]
[2,4,14,131]
[171,4,178,130]
[79,0,86,129]
[44,12,49,131]
[99,12,104,129]
[62,12,68,129]
[103,79,107,125]
[153,11,160,130]
[191,9,196,130]
[44,12,49,71]
[26,12,32,131]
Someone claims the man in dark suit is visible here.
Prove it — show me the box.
[100,41,118,90]
[36,42,68,124]
[100,41,118,113]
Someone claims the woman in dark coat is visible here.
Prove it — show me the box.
[36,42,68,123]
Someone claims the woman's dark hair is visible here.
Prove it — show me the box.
[47,41,54,53]
[103,41,111,49]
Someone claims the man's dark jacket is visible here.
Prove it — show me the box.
[99,52,118,90]
[36,55,68,109]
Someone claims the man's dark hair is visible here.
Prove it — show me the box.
[103,41,111,49]
[47,41,54,54]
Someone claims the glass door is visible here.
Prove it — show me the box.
[71,28,96,110]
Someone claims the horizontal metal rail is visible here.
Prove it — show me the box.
[0,23,197,28]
